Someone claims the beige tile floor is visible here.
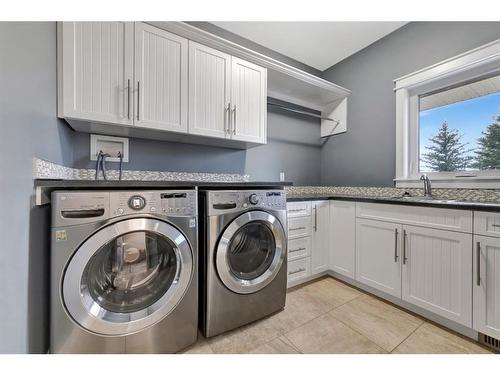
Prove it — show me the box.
[181,276,493,354]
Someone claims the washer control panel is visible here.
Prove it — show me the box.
[109,190,197,217]
[207,190,286,216]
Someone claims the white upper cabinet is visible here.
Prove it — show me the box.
[188,41,231,139]
[311,201,330,275]
[188,43,267,143]
[330,201,356,279]
[134,23,188,133]
[356,218,402,298]
[58,22,268,147]
[474,235,500,340]
[58,22,134,125]
[230,57,267,143]
[402,225,472,327]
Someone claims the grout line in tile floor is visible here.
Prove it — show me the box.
[283,309,389,354]
[389,321,425,354]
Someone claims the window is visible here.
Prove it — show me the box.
[419,76,500,173]
[395,38,500,188]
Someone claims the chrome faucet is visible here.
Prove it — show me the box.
[420,174,432,198]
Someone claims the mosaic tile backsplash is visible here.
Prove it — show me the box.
[286,186,500,203]
[33,158,251,183]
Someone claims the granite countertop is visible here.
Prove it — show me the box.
[35,179,292,189]
[285,186,500,212]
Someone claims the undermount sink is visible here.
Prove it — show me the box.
[390,196,458,204]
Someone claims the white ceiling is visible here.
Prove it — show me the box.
[212,22,408,71]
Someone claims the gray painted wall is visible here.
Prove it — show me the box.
[0,22,74,353]
[320,22,500,186]
[72,103,322,185]
[0,22,321,354]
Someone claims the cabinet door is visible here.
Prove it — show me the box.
[330,201,356,279]
[474,235,500,340]
[230,57,267,143]
[356,219,401,298]
[58,22,134,125]
[311,201,330,275]
[134,23,188,133]
[188,41,231,139]
[402,225,472,327]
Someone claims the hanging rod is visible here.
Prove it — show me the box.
[267,102,340,123]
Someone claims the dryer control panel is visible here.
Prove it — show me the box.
[207,190,286,216]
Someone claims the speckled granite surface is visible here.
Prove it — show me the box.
[33,158,251,183]
[285,186,500,204]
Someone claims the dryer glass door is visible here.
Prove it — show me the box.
[63,218,193,336]
[216,210,286,294]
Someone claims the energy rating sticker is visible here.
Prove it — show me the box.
[55,229,67,242]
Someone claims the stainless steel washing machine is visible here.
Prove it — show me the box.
[200,190,287,337]
[50,190,198,353]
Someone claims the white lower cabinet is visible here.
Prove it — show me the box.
[311,201,330,275]
[286,199,491,339]
[402,225,472,327]
[288,236,311,262]
[287,257,311,286]
[330,201,356,278]
[355,218,402,298]
[286,201,313,287]
[473,235,500,340]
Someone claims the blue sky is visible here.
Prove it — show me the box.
[419,92,500,171]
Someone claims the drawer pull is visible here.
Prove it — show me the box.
[289,268,306,275]
[491,224,500,228]
[289,247,306,253]
[289,226,306,231]
[289,209,306,212]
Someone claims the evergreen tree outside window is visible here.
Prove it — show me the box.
[419,89,500,173]
[421,121,472,172]
[473,118,500,170]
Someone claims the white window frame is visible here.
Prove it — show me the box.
[394,38,500,189]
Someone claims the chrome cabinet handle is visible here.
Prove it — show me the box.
[289,226,306,231]
[402,229,408,264]
[394,228,399,263]
[127,79,131,119]
[476,241,481,286]
[137,81,140,121]
[225,103,231,134]
[232,104,236,134]
[314,206,318,232]
[289,268,306,275]
[289,247,306,253]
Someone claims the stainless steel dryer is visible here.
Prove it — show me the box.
[50,190,198,353]
[200,190,287,337]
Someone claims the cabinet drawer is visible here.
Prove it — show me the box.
[287,201,311,218]
[288,236,311,261]
[474,212,500,238]
[287,216,312,239]
[287,257,311,285]
[356,202,472,233]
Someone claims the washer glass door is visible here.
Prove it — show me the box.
[216,211,286,294]
[63,218,193,336]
